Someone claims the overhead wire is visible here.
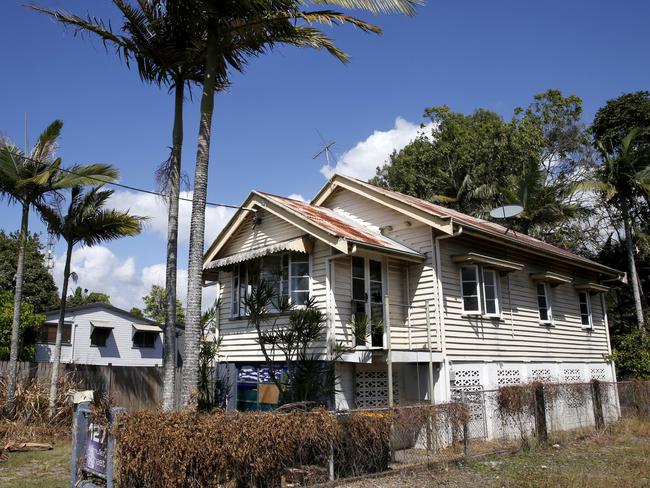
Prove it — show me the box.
[12,153,251,211]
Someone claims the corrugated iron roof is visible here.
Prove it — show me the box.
[258,192,424,258]
[335,176,620,275]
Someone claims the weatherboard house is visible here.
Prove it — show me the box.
[35,303,165,367]
[203,174,623,412]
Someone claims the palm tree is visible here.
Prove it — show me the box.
[180,0,420,406]
[0,120,116,416]
[30,0,212,411]
[586,128,650,330]
[38,178,145,418]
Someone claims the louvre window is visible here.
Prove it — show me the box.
[537,283,553,324]
[578,291,592,328]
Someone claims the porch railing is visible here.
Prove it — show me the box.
[384,298,441,352]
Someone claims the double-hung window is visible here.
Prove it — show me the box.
[231,252,310,317]
[536,283,553,324]
[578,292,592,329]
[460,266,500,316]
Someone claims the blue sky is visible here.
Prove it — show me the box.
[1,0,649,309]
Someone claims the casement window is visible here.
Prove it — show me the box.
[40,322,72,345]
[536,283,553,324]
[578,291,592,329]
[460,265,500,316]
[231,252,310,317]
[133,331,156,348]
[90,328,111,347]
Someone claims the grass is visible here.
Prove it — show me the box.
[342,417,650,487]
[0,443,70,488]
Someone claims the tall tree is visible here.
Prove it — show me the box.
[31,0,210,411]
[0,120,113,416]
[181,0,420,406]
[0,231,59,313]
[583,128,650,331]
[66,286,112,307]
[38,179,145,417]
[142,284,186,326]
[593,91,650,157]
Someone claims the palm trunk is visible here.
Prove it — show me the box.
[49,240,73,418]
[5,203,29,417]
[180,24,219,407]
[622,205,645,331]
[162,79,185,411]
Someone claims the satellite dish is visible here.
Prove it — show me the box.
[489,204,524,219]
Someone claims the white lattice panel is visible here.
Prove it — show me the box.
[562,368,583,383]
[590,368,607,381]
[355,371,399,408]
[497,369,521,386]
[453,369,481,388]
[530,369,552,383]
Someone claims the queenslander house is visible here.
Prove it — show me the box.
[36,303,165,367]
[203,174,624,415]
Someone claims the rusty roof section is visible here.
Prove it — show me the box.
[331,175,621,276]
[258,192,423,258]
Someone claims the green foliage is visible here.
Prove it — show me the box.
[0,231,58,313]
[372,90,592,248]
[593,91,650,157]
[142,285,185,326]
[245,281,334,405]
[0,291,44,360]
[129,307,144,318]
[610,331,650,380]
[197,302,229,412]
[66,286,111,308]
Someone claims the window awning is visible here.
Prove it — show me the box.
[530,271,573,285]
[132,323,161,338]
[132,323,162,333]
[205,236,313,269]
[451,252,523,272]
[90,320,114,330]
[574,282,609,294]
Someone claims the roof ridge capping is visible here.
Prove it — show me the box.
[312,174,623,279]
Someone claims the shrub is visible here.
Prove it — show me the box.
[115,408,338,488]
[334,411,392,477]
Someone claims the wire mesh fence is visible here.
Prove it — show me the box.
[71,380,650,487]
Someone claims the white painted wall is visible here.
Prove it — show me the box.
[35,306,163,367]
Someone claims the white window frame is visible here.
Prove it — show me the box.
[350,254,386,349]
[460,265,501,317]
[536,282,553,325]
[481,268,501,318]
[460,265,482,316]
[230,253,311,318]
[578,291,593,329]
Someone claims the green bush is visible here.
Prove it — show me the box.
[610,331,650,380]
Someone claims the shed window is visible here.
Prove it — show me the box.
[40,322,72,345]
[460,265,500,316]
[90,328,111,347]
[133,332,156,348]
[231,252,310,317]
[578,292,592,328]
[537,283,553,324]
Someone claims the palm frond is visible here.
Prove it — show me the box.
[308,0,421,16]
[77,209,146,246]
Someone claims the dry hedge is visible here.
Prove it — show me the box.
[115,408,340,488]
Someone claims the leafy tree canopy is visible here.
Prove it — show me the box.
[0,291,43,361]
[143,285,185,326]
[372,89,593,247]
[0,230,59,313]
[66,286,111,308]
[592,91,650,157]
[129,307,144,318]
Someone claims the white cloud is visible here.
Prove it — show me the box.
[287,193,306,202]
[53,246,216,312]
[107,190,235,244]
[320,117,434,180]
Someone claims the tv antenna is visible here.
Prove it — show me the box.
[312,129,335,168]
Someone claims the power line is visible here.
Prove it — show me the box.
[14,153,250,211]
